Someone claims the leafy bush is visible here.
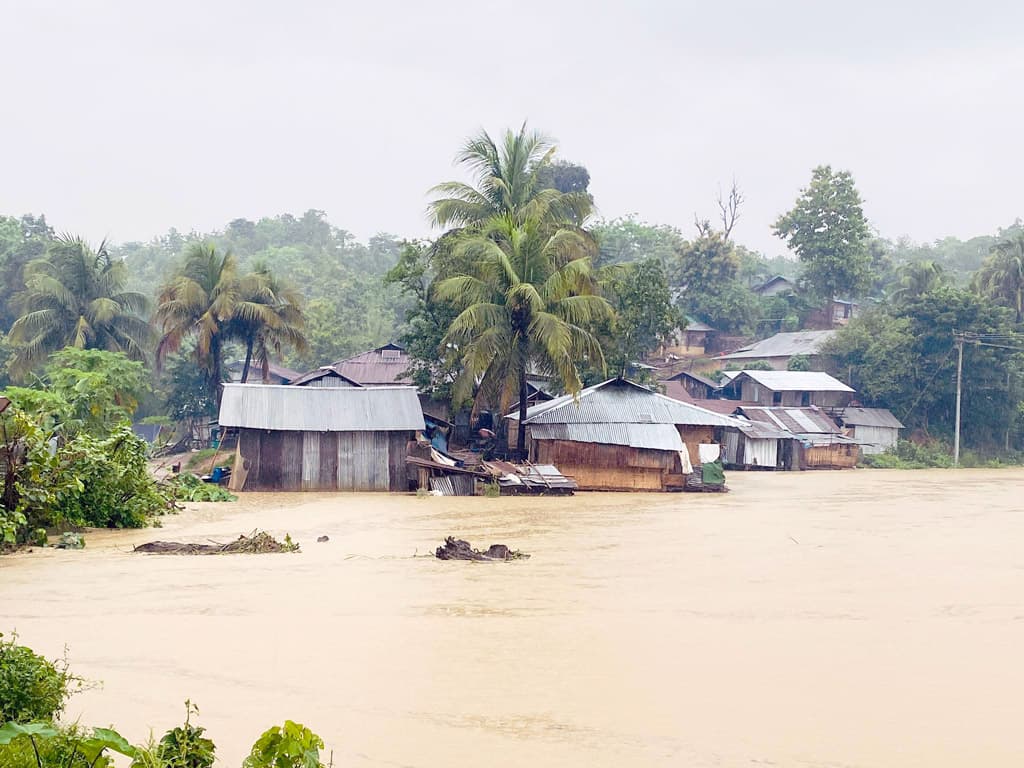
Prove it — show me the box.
[168,474,237,503]
[129,701,216,768]
[16,422,171,533]
[0,632,81,723]
[862,439,954,469]
[243,721,328,768]
[0,722,135,768]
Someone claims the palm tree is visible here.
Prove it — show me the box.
[428,123,592,232]
[891,260,948,305]
[228,264,308,383]
[8,235,150,376]
[154,243,240,404]
[435,210,611,456]
[975,233,1024,322]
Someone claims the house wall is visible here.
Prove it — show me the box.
[662,330,708,358]
[530,439,683,491]
[232,428,411,491]
[739,380,848,407]
[852,425,899,454]
[802,442,859,469]
[677,425,714,466]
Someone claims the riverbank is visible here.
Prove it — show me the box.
[3,468,1024,767]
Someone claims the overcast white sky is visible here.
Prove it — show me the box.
[3,1,1022,256]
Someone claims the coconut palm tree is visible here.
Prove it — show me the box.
[8,235,150,376]
[154,243,240,404]
[975,233,1024,322]
[227,264,308,383]
[428,123,593,232]
[891,260,948,305]
[435,210,611,456]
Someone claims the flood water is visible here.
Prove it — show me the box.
[3,469,1024,767]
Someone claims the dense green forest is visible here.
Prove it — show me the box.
[2,124,1024,545]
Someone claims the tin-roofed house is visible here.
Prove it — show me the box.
[836,407,904,455]
[506,379,738,491]
[736,405,859,469]
[724,370,854,411]
[219,384,424,492]
[717,330,837,370]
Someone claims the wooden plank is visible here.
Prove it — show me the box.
[319,432,338,489]
[337,432,354,489]
[280,432,303,490]
[259,431,282,490]
[301,432,320,490]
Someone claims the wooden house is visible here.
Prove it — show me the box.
[329,343,414,385]
[752,275,798,297]
[660,370,720,402]
[660,320,716,358]
[219,384,424,491]
[724,370,854,409]
[836,407,903,454]
[735,405,859,469]
[505,379,738,491]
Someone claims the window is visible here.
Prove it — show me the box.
[801,392,811,407]
[772,392,782,405]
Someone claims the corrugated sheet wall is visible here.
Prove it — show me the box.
[236,429,410,491]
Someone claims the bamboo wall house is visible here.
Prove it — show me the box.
[218,384,424,491]
[505,379,738,491]
[735,405,860,469]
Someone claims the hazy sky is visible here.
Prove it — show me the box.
[3,1,1022,256]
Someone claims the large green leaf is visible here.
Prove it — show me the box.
[0,721,59,745]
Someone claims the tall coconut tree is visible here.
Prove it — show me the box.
[8,235,150,376]
[435,210,611,456]
[154,243,240,404]
[891,260,948,305]
[975,233,1024,322]
[227,264,308,383]
[428,123,592,233]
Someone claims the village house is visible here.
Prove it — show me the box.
[659,369,720,403]
[836,407,904,454]
[722,418,799,471]
[752,275,798,297]
[218,384,424,492]
[735,405,860,469]
[505,378,738,492]
[659,319,716,358]
[717,330,837,370]
[723,370,854,410]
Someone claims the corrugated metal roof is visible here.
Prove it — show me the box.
[665,369,720,389]
[719,330,836,360]
[840,407,904,429]
[331,344,414,385]
[508,379,738,427]
[290,366,363,387]
[528,423,686,452]
[737,406,840,435]
[734,419,794,440]
[219,384,425,431]
[735,370,854,393]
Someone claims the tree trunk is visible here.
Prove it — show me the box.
[516,366,528,460]
[240,338,254,384]
[211,337,224,408]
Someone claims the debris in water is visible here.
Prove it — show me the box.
[56,533,85,550]
[317,535,329,543]
[435,536,529,561]
[133,530,299,555]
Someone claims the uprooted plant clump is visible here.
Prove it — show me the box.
[133,530,299,555]
[435,536,529,561]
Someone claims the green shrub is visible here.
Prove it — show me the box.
[129,701,216,768]
[243,721,328,768]
[0,632,81,723]
[0,722,135,768]
[167,474,237,503]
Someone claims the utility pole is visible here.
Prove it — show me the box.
[953,331,964,467]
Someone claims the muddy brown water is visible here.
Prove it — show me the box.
[3,469,1024,767]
